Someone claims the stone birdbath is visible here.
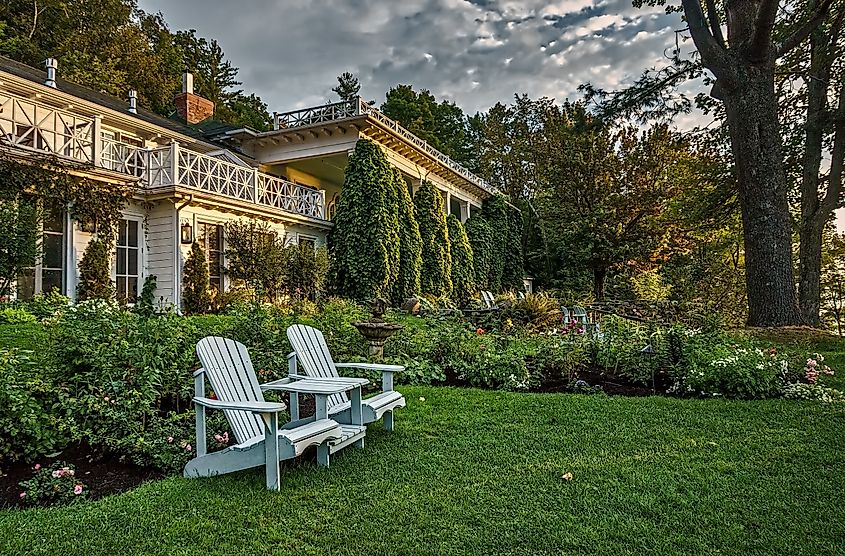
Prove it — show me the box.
[352,298,403,359]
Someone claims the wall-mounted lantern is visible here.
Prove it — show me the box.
[180,221,194,244]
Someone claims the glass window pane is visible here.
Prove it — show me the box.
[43,234,63,269]
[128,248,138,275]
[450,197,462,217]
[210,277,221,292]
[126,277,138,303]
[43,205,64,232]
[117,277,126,298]
[128,220,139,247]
[16,270,35,300]
[41,270,62,294]
[117,247,126,275]
[118,220,127,247]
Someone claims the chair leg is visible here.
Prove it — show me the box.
[317,444,330,467]
[384,410,394,432]
[264,413,280,491]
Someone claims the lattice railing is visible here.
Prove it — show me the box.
[176,148,256,203]
[0,91,94,163]
[101,137,147,177]
[274,97,493,192]
[274,100,360,128]
[0,91,326,220]
[257,173,325,219]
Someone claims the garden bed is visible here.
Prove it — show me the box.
[0,444,163,509]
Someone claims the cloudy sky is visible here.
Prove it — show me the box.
[138,0,700,118]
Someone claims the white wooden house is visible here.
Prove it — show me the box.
[0,56,492,306]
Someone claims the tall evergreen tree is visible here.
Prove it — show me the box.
[330,139,399,301]
[447,214,475,305]
[391,168,422,304]
[182,241,212,314]
[332,72,361,102]
[77,238,114,301]
[413,181,452,298]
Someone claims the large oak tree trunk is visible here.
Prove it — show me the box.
[593,268,606,300]
[799,219,825,325]
[722,66,803,326]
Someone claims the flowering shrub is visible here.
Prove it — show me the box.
[0,348,66,464]
[782,383,845,402]
[672,345,789,399]
[19,461,87,506]
[803,354,834,384]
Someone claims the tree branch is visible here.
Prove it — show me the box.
[749,0,781,59]
[681,0,733,81]
[703,0,726,48]
[819,82,845,218]
[777,0,836,58]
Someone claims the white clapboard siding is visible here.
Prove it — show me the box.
[195,336,266,444]
[144,202,175,301]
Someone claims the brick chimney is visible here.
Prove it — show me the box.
[175,72,214,124]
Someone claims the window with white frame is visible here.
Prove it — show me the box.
[197,222,223,292]
[115,218,141,303]
[297,234,317,251]
[16,202,65,299]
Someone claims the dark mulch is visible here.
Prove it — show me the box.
[1,444,164,510]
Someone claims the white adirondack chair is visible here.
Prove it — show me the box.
[481,290,500,310]
[286,324,406,431]
[185,336,343,490]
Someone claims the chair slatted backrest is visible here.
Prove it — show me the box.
[196,336,265,444]
[561,306,570,322]
[286,325,349,409]
[572,306,588,325]
[482,291,496,309]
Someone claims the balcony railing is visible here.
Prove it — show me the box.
[274,97,493,193]
[0,91,326,221]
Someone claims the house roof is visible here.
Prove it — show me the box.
[0,55,208,139]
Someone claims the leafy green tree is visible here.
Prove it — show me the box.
[330,139,399,301]
[77,238,114,301]
[582,0,839,325]
[182,242,212,314]
[381,85,474,166]
[0,197,39,298]
[284,244,329,300]
[332,72,361,102]
[447,214,475,305]
[391,169,422,304]
[224,219,286,301]
[413,181,452,298]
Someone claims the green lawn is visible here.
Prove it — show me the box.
[2,386,843,556]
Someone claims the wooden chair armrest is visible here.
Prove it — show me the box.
[193,397,287,414]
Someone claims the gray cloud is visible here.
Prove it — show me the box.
[138,0,697,116]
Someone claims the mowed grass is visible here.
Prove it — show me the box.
[1,386,843,556]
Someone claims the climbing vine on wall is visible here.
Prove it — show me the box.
[414,180,452,298]
[392,168,422,304]
[329,139,400,301]
[447,214,475,305]
[0,152,135,247]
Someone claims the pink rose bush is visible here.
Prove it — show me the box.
[18,461,88,507]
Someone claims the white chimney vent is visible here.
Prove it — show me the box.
[128,89,138,114]
[44,58,58,88]
[182,72,193,95]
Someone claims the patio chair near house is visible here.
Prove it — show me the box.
[481,290,500,310]
[286,324,406,431]
[571,306,601,336]
[184,337,345,490]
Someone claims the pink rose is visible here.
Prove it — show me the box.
[34,464,41,471]
[185,444,192,452]
[167,436,174,443]
[51,470,60,478]
[73,485,83,495]
[19,492,26,499]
